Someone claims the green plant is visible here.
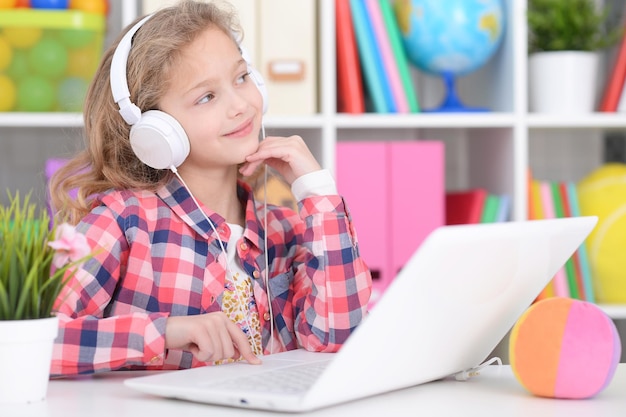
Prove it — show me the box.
[0,192,91,320]
[527,0,623,53]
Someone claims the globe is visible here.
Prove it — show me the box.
[394,0,505,112]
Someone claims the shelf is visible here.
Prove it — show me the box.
[527,113,626,129]
[334,113,516,129]
[263,115,325,129]
[0,112,518,130]
[0,113,84,128]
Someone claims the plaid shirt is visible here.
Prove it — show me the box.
[51,177,371,376]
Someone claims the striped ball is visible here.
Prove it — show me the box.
[509,297,621,399]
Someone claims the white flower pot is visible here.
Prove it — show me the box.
[529,51,600,114]
[0,316,59,404]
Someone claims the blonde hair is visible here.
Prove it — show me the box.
[50,0,241,224]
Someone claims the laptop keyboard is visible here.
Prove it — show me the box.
[212,361,331,394]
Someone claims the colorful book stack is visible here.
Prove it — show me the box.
[527,175,595,303]
[445,189,511,225]
[337,0,420,114]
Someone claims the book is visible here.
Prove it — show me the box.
[495,194,511,222]
[567,181,596,303]
[617,76,626,112]
[529,178,554,300]
[336,0,365,113]
[529,178,544,221]
[480,194,499,223]
[559,181,588,301]
[540,181,569,298]
[364,0,409,113]
[350,0,394,112]
[558,182,585,299]
[378,0,420,113]
[445,189,487,225]
[552,181,582,300]
[600,28,626,112]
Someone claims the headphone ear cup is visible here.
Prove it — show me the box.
[129,110,190,170]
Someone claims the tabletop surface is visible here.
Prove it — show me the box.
[2,364,625,416]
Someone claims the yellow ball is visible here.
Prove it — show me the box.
[3,27,43,49]
[0,75,16,111]
[0,0,18,8]
[67,46,98,79]
[578,163,626,303]
[70,0,106,14]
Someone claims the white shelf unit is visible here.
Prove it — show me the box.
[2,0,626,323]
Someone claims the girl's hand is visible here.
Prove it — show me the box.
[165,312,262,364]
[239,135,322,184]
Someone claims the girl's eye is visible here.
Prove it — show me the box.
[237,72,250,85]
[197,93,214,105]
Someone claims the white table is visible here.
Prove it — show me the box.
[3,364,626,416]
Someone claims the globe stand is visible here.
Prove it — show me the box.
[424,72,489,113]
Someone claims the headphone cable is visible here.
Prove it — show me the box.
[170,165,259,356]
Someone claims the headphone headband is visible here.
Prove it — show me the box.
[110,14,153,125]
[108,11,267,170]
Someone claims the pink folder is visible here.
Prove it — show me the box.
[336,141,445,307]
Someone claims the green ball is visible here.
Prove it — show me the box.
[58,29,96,49]
[28,37,68,78]
[17,76,56,111]
[6,49,29,81]
[57,77,88,111]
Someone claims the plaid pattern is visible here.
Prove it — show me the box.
[51,178,371,376]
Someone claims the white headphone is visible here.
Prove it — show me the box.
[110,14,268,170]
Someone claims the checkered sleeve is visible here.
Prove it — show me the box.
[289,194,372,352]
[50,206,168,377]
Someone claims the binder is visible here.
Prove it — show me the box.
[389,141,444,279]
[336,142,389,307]
[336,141,444,307]
[258,0,318,115]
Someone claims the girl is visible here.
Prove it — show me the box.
[49,0,371,376]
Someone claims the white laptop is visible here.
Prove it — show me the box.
[125,216,598,412]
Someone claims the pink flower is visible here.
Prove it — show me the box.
[48,223,91,269]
